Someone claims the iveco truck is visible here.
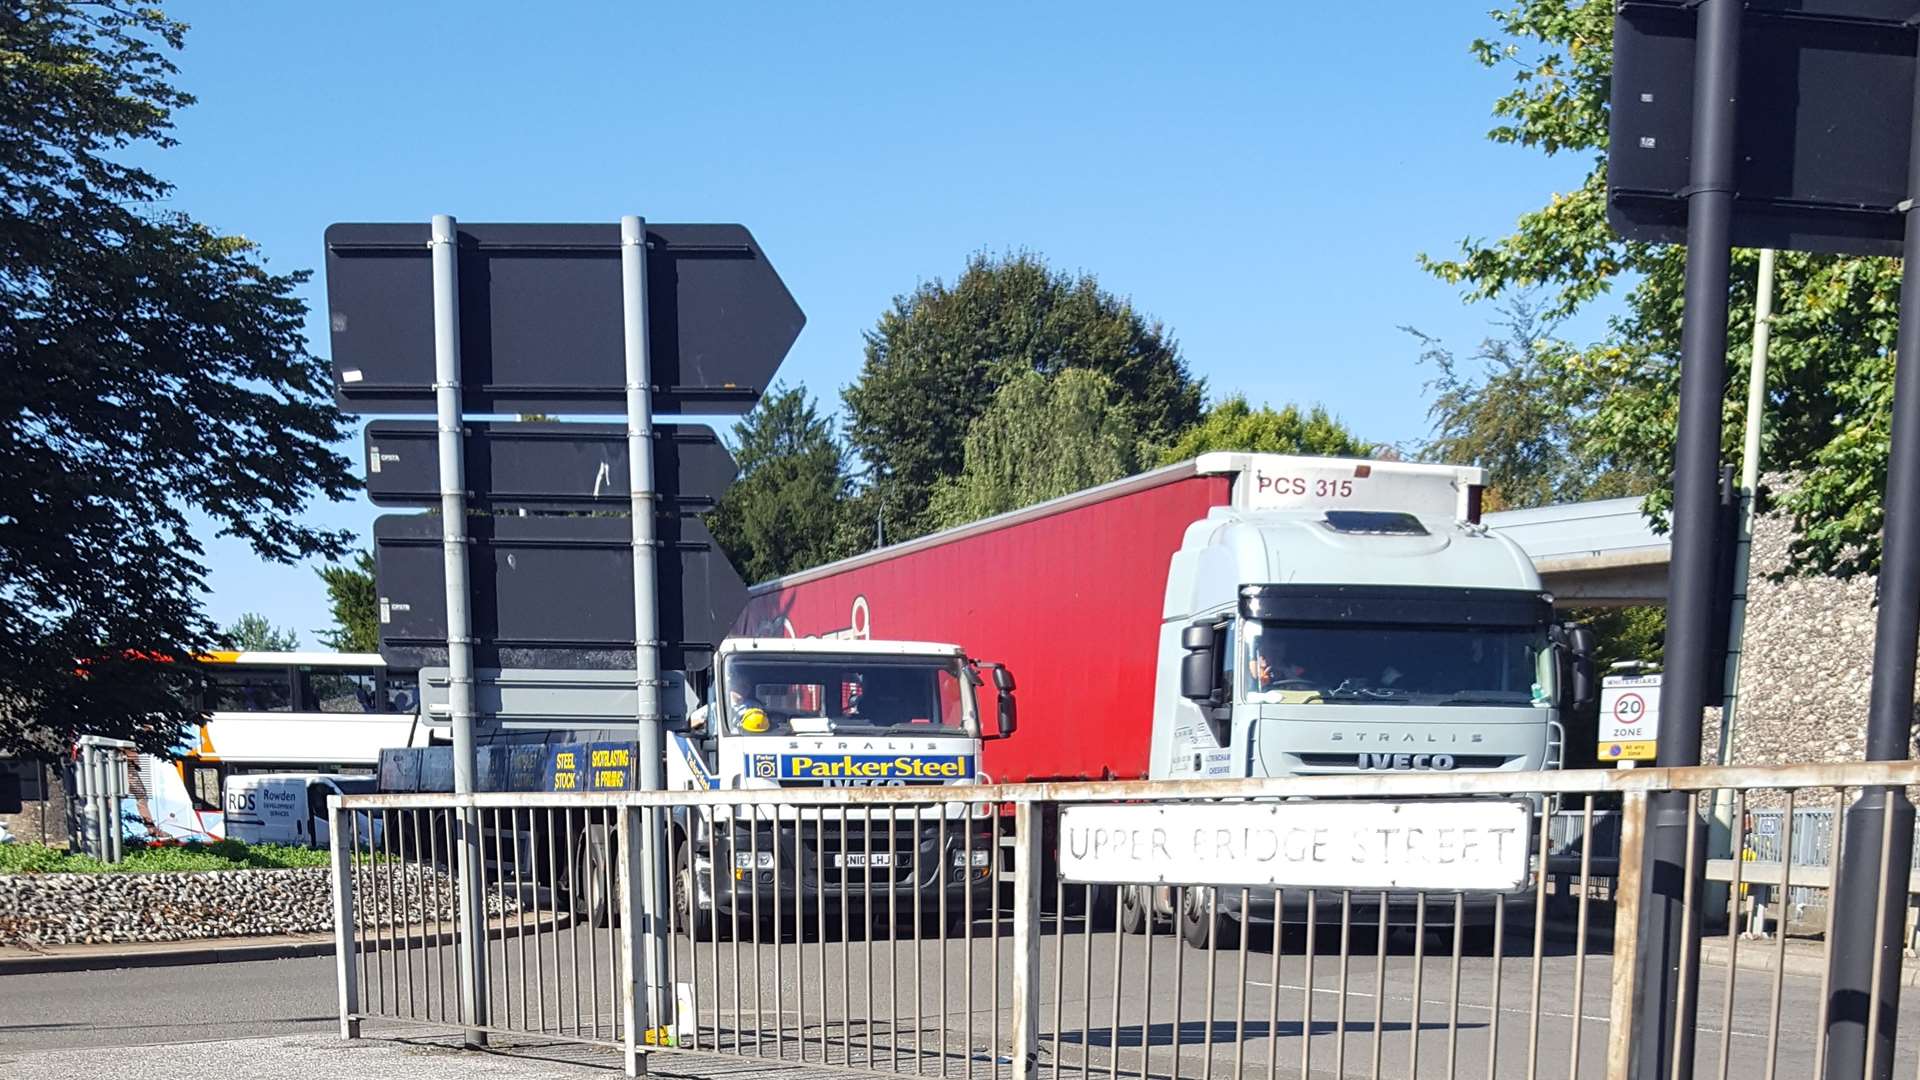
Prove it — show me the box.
[739,452,1595,941]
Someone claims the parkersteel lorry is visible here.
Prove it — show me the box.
[738,452,1596,942]
[377,635,1009,934]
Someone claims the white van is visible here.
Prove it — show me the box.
[222,773,380,849]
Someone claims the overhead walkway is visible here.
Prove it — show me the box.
[1485,496,1669,606]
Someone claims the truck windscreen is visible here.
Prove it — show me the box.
[721,654,969,735]
[1242,621,1552,707]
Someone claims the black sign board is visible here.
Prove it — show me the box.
[1610,1,1920,256]
[326,222,805,414]
[364,421,736,511]
[373,513,748,671]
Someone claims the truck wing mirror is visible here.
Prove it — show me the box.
[991,666,1016,693]
[1551,622,1597,714]
[1180,648,1217,703]
[1181,624,1216,652]
[1567,625,1598,712]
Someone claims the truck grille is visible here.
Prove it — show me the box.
[1294,753,1513,772]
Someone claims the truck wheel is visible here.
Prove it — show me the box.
[573,827,614,929]
[1119,885,1152,935]
[674,842,718,941]
[1180,886,1239,949]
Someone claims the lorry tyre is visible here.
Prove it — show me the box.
[674,841,719,942]
[1119,885,1152,935]
[573,826,614,929]
[1180,886,1239,949]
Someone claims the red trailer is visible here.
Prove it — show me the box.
[736,462,1233,785]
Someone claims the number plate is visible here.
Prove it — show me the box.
[834,852,897,868]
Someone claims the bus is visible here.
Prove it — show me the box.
[123,651,432,842]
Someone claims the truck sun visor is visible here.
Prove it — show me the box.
[1321,510,1429,536]
[1238,583,1553,627]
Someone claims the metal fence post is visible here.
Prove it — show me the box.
[617,803,648,1078]
[1608,790,1648,1080]
[330,798,361,1040]
[1011,801,1045,1080]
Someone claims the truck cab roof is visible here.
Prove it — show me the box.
[1166,508,1544,621]
[717,637,966,659]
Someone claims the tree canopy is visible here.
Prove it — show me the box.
[1423,0,1897,576]
[0,3,356,756]
[316,552,379,653]
[843,252,1203,542]
[224,613,299,652]
[928,369,1145,528]
[708,384,855,584]
[1157,395,1371,465]
[1410,300,1646,511]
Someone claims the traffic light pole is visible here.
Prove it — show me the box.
[621,214,672,1038]
[1821,52,1920,1080]
[1630,2,1739,1077]
[432,213,488,1047]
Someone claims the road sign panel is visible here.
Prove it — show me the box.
[373,512,747,671]
[364,421,736,510]
[325,222,805,414]
[1609,2,1920,256]
[1599,673,1662,762]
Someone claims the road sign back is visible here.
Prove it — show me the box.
[364,421,736,511]
[1610,1,1920,257]
[373,512,748,671]
[326,222,805,415]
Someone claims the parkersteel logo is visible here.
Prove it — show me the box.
[752,754,974,782]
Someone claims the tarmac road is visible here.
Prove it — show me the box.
[4,919,1917,1079]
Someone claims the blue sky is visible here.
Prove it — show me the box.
[152,2,1607,645]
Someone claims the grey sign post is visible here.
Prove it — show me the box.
[1610,6,1920,1076]
[329,215,800,1050]
[429,213,490,1046]
[620,213,672,1032]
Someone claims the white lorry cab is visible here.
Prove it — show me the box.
[222,772,381,849]
[664,636,1015,937]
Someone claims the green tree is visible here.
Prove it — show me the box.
[223,613,299,652]
[316,551,379,653]
[1423,0,1893,577]
[928,369,1144,527]
[709,384,853,584]
[1157,395,1371,465]
[844,252,1204,542]
[0,4,356,757]
[1409,299,1647,510]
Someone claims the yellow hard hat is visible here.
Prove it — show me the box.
[739,706,769,733]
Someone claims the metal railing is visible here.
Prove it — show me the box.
[332,761,1920,1079]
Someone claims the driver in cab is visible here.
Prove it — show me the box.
[1249,635,1322,702]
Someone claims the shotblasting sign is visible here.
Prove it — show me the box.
[749,753,974,787]
[1057,800,1532,892]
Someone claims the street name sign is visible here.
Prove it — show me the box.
[1056,800,1533,892]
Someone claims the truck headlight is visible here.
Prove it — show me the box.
[733,851,775,870]
[951,850,991,868]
